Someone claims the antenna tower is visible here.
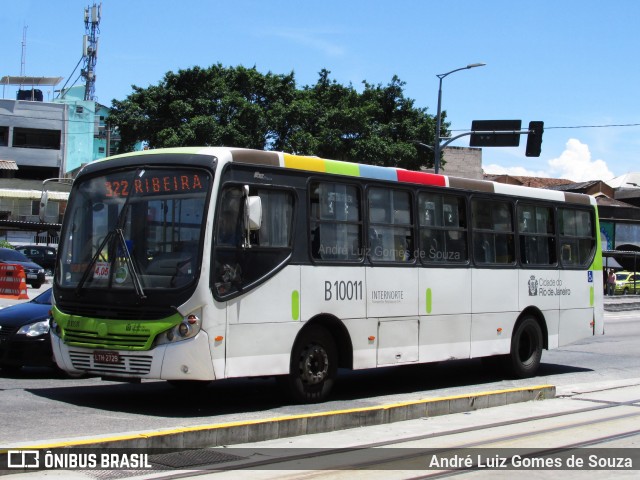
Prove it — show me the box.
[81,3,101,101]
[20,25,28,80]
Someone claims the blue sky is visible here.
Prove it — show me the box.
[2,0,640,181]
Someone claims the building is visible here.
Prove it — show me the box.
[440,146,483,180]
[0,78,115,244]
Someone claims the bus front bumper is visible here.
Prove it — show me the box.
[50,330,216,381]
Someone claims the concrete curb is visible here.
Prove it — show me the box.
[9,384,555,451]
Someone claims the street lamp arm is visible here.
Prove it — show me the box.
[411,140,434,152]
[437,63,486,80]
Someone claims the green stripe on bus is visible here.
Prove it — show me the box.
[426,288,432,314]
[291,290,300,320]
[324,159,360,177]
[590,286,594,307]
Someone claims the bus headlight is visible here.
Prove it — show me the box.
[155,313,202,346]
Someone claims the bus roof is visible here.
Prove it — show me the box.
[100,146,595,207]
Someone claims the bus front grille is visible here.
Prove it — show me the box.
[64,329,150,349]
[69,351,153,375]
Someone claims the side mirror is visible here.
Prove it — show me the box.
[246,196,262,231]
[39,191,49,222]
[243,189,262,249]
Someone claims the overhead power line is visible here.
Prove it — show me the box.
[545,123,640,129]
[452,123,640,132]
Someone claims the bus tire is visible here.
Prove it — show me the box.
[287,325,337,403]
[507,316,543,378]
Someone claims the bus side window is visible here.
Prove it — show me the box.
[419,192,467,264]
[472,198,514,265]
[309,182,362,262]
[368,188,413,263]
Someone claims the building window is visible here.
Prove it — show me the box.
[0,126,8,146]
[12,127,61,150]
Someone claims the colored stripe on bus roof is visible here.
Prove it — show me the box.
[282,153,449,187]
[325,159,360,177]
[283,154,326,172]
[396,169,447,187]
[359,163,398,181]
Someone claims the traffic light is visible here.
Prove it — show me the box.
[525,121,544,157]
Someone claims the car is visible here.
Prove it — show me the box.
[614,271,640,295]
[0,247,46,288]
[14,245,57,275]
[0,288,54,371]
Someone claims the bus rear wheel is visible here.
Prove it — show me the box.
[507,316,543,378]
[287,325,337,403]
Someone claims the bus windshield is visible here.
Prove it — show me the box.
[57,167,211,292]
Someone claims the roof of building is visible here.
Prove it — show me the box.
[0,160,18,170]
[0,76,63,86]
[483,174,574,188]
[546,180,606,191]
[607,173,640,189]
[596,195,639,208]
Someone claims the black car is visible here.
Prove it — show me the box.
[0,248,46,288]
[0,288,54,371]
[15,245,57,275]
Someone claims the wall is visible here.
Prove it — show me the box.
[441,146,483,180]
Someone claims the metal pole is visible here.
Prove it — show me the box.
[433,63,486,174]
[434,76,444,174]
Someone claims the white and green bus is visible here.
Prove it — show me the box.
[51,147,604,402]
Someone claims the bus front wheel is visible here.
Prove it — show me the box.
[507,316,543,378]
[287,325,337,403]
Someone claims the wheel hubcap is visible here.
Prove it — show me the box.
[299,344,329,385]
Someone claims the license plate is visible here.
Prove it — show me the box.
[93,351,121,364]
[27,274,37,279]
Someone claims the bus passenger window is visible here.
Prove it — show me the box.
[368,188,413,263]
[559,208,595,267]
[472,199,514,265]
[518,205,555,266]
[309,182,363,262]
[419,192,467,264]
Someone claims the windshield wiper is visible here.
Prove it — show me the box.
[75,168,147,299]
[75,228,146,299]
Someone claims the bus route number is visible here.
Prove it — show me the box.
[325,280,362,301]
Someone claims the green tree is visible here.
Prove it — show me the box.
[110,64,297,152]
[109,65,446,170]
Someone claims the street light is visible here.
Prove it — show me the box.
[433,63,486,174]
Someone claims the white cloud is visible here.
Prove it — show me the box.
[484,139,614,182]
[547,138,614,181]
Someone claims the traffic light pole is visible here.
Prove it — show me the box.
[415,123,543,173]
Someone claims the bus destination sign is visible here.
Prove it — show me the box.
[104,173,207,198]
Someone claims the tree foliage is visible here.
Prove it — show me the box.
[109,64,446,169]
